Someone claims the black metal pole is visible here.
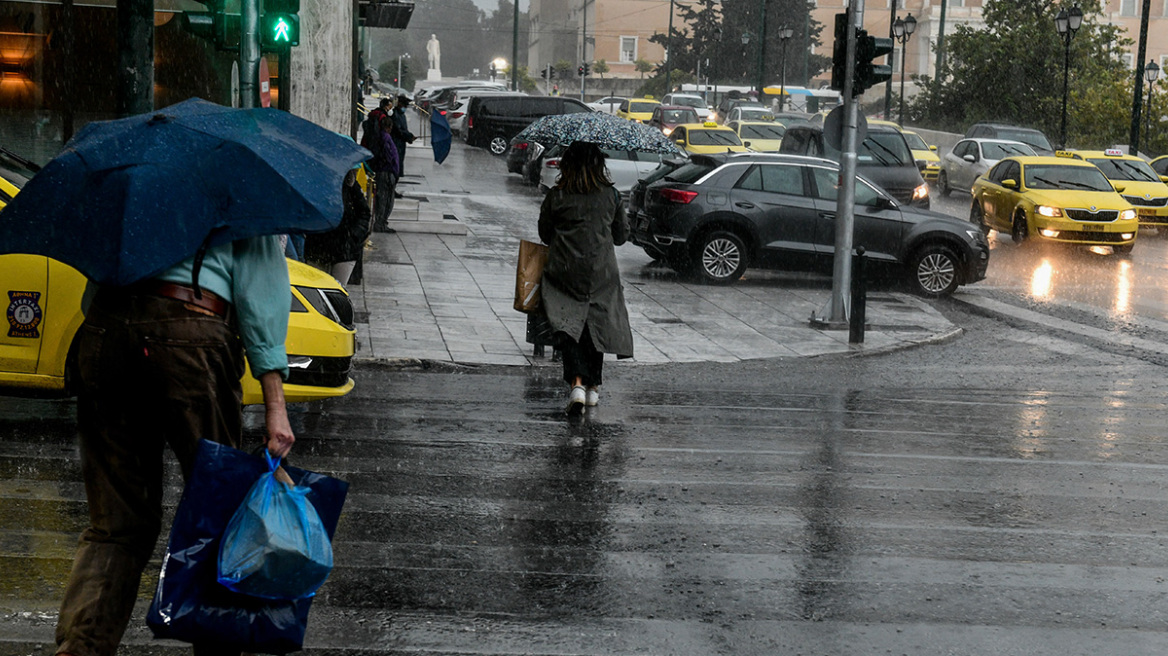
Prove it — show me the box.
[1147,81,1154,146]
[512,0,520,91]
[1060,37,1070,149]
[898,39,907,126]
[883,6,895,119]
[116,0,153,117]
[1129,0,1152,154]
[779,37,787,112]
[849,247,866,344]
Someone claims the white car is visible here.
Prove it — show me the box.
[539,145,675,195]
[725,105,774,124]
[660,93,712,120]
[938,138,1036,196]
[587,96,626,115]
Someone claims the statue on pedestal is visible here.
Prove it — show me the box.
[426,34,441,74]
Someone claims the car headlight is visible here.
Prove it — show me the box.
[965,229,986,242]
[662,127,673,137]
[1036,205,1062,218]
[1120,208,1137,221]
[912,183,929,201]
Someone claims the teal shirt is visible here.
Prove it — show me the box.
[156,235,290,379]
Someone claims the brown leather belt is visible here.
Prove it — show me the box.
[142,281,230,317]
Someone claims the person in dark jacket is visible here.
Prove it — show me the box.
[537,141,634,415]
[369,114,400,232]
[390,95,416,196]
[305,169,372,286]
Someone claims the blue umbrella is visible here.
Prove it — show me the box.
[0,98,370,287]
[430,110,452,164]
[515,112,683,155]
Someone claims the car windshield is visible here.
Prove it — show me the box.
[825,131,911,165]
[670,96,705,108]
[999,128,1052,152]
[739,109,772,120]
[1086,158,1160,183]
[983,141,1036,159]
[689,130,743,146]
[1024,165,1113,191]
[740,124,785,140]
[902,132,929,150]
[643,159,689,185]
[631,102,658,113]
[662,109,697,123]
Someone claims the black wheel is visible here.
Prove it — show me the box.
[909,244,960,297]
[938,170,951,197]
[1011,210,1030,245]
[970,201,989,235]
[489,135,509,155]
[692,230,748,284]
[1115,243,1134,255]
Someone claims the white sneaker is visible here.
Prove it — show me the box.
[585,387,599,406]
[566,385,586,415]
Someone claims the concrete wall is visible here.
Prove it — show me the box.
[289,0,354,134]
[911,126,963,157]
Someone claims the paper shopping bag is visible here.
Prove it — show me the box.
[514,239,548,314]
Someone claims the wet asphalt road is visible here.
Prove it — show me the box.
[8,136,1168,654]
[6,304,1168,654]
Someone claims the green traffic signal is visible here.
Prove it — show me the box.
[261,13,300,49]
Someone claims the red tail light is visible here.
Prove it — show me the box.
[659,188,698,204]
[547,158,561,168]
[452,112,464,119]
[439,110,447,116]
[468,117,474,129]
[514,142,529,150]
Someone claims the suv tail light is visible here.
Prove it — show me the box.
[546,158,561,168]
[467,117,474,129]
[514,142,528,150]
[659,188,698,204]
[452,111,465,119]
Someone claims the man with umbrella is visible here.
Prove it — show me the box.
[0,99,368,656]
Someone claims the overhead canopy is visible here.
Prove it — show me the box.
[359,0,414,29]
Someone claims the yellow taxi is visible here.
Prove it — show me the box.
[1152,155,1168,178]
[727,120,785,152]
[1061,149,1168,229]
[0,157,357,404]
[670,121,749,154]
[970,155,1138,253]
[616,98,661,123]
[902,129,941,183]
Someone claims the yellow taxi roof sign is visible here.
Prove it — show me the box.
[703,120,718,127]
[1104,148,1125,157]
[1055,150,1078,158]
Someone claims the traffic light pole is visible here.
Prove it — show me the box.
[240,0,261,108]
[828,1,863,325]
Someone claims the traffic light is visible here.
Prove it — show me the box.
[182,0,229,49]
[854,32,893,93]
[578,64,585,77]
[540,68,548,79]
[261,0,300,50]
[584,62,591,76]
[830,12,847,92]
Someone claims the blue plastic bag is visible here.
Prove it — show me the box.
[146,439,348,655]
[217,450,334,600]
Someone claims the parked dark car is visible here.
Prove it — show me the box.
[778,123,930,209]
[506,134,549,185]
[465,95,591,155]
[964,122,1055,155]
[630,153,989,296]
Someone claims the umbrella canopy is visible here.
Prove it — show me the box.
[0,98,370,287]
[516,112,683,155]
[430,109,452,164]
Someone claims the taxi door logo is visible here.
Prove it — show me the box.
[7,291,42,338]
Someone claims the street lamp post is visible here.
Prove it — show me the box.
[777,26,793,112]
[892,13,916,127]
[397,53,410,92]
[1145,60,1160,150]
[1055,5,1083,149]
[741,31,752,91]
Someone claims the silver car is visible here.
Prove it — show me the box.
[939,138,1035,197]
[539,145,674,196]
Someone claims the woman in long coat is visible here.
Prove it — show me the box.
[537,141,634,415]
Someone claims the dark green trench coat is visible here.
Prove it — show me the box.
[537,185,634,358]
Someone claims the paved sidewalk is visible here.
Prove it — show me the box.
[347,132,961,368]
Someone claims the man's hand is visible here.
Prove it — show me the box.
[259,371,295,459]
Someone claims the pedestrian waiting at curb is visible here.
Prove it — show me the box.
[305,168,373,286]
[363,113,400,232]
[537,141,633,416]
[391,94,416,194]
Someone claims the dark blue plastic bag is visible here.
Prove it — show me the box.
[218,450,334,600]
[146,439,348,654]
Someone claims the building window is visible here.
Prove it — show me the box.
[1121,52,1134,69]
[620,36,637,62]
[1121,0,1136,15]
[948,0,964,7]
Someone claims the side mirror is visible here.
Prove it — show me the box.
[871,196,897,211]
[742,141,752,148]
[930,145,938,151]
[963,154,976,163]
[675,139,685,145]
[1113,183,1126,193]
[1161,175,1168,183]
[1001,179,1018,189]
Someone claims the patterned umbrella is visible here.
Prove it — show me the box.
[516,112,683,155]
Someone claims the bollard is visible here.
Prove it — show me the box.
[849,247,866,344]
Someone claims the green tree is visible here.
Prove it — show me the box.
[909,0,1129,148]
[715,0,826,85]
[554,59,574,80]
[593,59,609,80]
[635,58,654,81]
